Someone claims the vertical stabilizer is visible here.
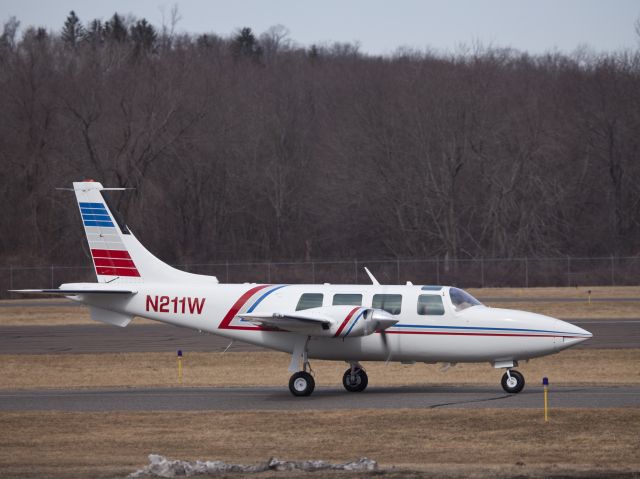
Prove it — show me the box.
[73,180,218,284]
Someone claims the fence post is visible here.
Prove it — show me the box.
[9,265,13,296]
[610,255,615,286]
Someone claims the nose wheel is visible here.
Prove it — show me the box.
[501,369,525,394]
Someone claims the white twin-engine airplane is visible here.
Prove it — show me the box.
[14,181,593,396]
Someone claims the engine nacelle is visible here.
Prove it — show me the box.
[307,305,397,338]
[239,305,398,337]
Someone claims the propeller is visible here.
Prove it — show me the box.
[380,295,392,363]
[368,308,396,363]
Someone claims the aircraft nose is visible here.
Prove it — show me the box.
[555,318,593,348]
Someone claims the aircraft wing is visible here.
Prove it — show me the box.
[238,311,333,333]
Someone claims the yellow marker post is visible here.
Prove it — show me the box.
[587,289,592,305]
[542,377,549,422]
[177,350,183,385]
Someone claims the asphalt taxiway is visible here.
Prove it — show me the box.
[0,385,637,411]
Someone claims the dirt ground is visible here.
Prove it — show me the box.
[0,408,638,479]
[1,286,639,326]
[1,348,638,390]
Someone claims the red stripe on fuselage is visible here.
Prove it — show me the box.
[218,285,271,330]
[91,249,132,259]
[334,307,360,337]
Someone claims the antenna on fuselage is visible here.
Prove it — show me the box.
[364,267,380,285]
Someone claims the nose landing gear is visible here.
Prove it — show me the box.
[501,369,525,394]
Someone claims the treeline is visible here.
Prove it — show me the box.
[1,12,640,268]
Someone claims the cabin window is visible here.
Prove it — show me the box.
[295,293,323,311]
[332,293,363,306]
[372,294,402,315]
[417,295,445,315]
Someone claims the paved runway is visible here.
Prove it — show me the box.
[1,319,638,354]
[0,385,637,411]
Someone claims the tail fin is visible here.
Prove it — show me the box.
[73,180,218,284]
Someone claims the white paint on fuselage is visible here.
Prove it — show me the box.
[69,283,591,364]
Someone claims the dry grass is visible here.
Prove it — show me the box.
[481,301,640,319]
[0,409,638,478]
[469,285,640,299]
[1,349,638,390]
[0,299,153,326]
[2,286,640,327]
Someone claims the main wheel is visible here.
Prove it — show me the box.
[342,368,368,392]
[289,371,315,397]
[501,370,525,394]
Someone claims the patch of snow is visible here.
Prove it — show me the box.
[129,454,378,477]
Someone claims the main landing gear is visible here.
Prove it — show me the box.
[342,362,368,392]
[288,337,315,396]
[501,369,525,394]
[289,371,315,396]
[289,363,369,396]
[287,338,370,397]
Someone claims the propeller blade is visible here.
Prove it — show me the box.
[380,329,392,364]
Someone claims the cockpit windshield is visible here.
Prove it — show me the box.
[449,287,482,312]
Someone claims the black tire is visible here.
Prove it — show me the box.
[289,371,315,397]
[342,368,368,392]
[501,370,525,394]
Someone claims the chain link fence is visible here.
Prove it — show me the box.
[2,256,640,299]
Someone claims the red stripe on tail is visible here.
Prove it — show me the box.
[91,249,132,259]
[96,267,141,277]
[93,258,136,268]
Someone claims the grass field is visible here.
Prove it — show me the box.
[1,286,640,326]
[1,409,638,478]
[1,349,638,390]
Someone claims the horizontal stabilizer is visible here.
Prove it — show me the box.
[89,305,133,327]
[10,289,136,295]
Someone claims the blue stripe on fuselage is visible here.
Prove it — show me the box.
[344,309,365,337]
[393,323,589,336]
[246,284,289,312]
